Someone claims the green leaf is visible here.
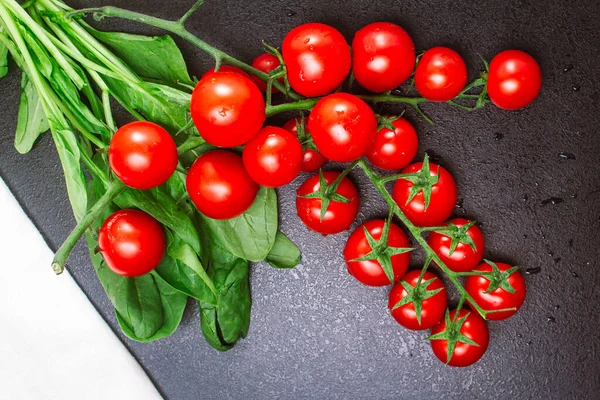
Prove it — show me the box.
[199,187,278,261]
[89,28,193,86]
[0,32,8,79]
[14,71,49,154]
[115,186,201,254]
[266,231,301,269]
[155,230,218,304]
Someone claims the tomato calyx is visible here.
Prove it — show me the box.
[479,260,520,294]
[447,57,491,111]
[298,169,353,221]
[376,114,402,131]
[350,216,414,283]
[401,154,440,209]
[431,220,478,256]
[294,116,319,152]
[262,41,292,97]
[391,261,442,325]
[427,309,480,364]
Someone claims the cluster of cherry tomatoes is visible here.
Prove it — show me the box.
[96,21,539,366]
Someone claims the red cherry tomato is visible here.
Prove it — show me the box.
[465,262,527,320]
[344,219,411,286]
[487,50,542,110]
[308,93,378,162]
[388,270,447,330]
[282,23,351,97]
[205,65,250,78]
[186,150,258,220]
[190,71,265,147]
[427,218,485,272]
[250,53,282,93]
[282,118,327,172]
[352,22,416,93]
[296,171,359,235]
[108,121,178,190]
[242,126,303,188]
[366,117,419,171]
[414,47,468,101]
[392,162,458,227]
[430,309,489,367]
[98,209,166,277]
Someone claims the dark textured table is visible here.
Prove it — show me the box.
[1,0,599,398]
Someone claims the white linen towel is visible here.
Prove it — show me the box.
[0,177,162,400]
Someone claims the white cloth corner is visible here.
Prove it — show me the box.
[0,177,162,400]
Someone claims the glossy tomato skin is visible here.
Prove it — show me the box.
[465,262,527,320]
[388,270,447,330]
[190,71,265,147]
[308,93,378,162]
[428,218,485,272]
[242,126,303,188]
[487,50,542,110]
[206,65,250,78]
[392,162,458,227]
[250,53,282,92]
[344,220,411,287]
[415,47,468,101]
[186,150,258,220]
[366,117,419,171]
[352,22,416,93]
[296,171,359,235]
[98,209,166,277]
[282,118,327,172]
[282,23,351,97]
[430,309,489,367]
[108,121,178,190]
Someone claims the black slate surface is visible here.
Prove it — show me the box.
[1,0,600,398]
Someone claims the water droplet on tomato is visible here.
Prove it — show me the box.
[303,38,311,44]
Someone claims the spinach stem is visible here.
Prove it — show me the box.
[51,179,125,274]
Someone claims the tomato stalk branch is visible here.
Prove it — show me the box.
[51,179,126,275]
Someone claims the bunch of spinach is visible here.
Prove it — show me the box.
[0,0,300,350]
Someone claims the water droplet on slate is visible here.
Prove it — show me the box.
[548,251,554,257]
[523,234,528,239]
[523,194,529,202]
[527,341,532,346]
[558,152,576,160]
[554,257,561,264]
[286,11,296,17]
[563,64,573,73]
[555,305,561,310]
[570,193,578,199]
[572,85,580,92]
[517,333,523,338]
[547,316,556,323]
[494,132,504,141]
[541,197,564,206]
[571,271,579,278]
[525,267,542,275]
[569,239,573,247]
[456,198,464,208]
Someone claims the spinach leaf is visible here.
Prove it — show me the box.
[14,71,49,154]
[89,27,193,86]
[0,33,8,79]
[200,187,278,261]
[155,230,217,304]
[115,186,201,254]
[266,231,302,269]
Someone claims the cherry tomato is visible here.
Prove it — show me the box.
[366,117,418,171]
[427,218,485,272]
[388,270,447,330]
[296,171,359,235]
[206,65,250,78]
[430,309,489,367]
[392,162,457,227]
[282,23,351,97]
[283,118,327,172]
[98,209,166,277]
[190,71,265,147]
[487,50,542,110]
[414,47,468,101]
[186,150,258,220]
[108,121,178,190]
[242,126,303,188]
[352,22,416,93]
[250,53,282,93]
[308,93,378,162]
[344,219,411,286]
[465,262,527,320]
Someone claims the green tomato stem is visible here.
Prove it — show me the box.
[51,179,125,275]
[266,98,320,117]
